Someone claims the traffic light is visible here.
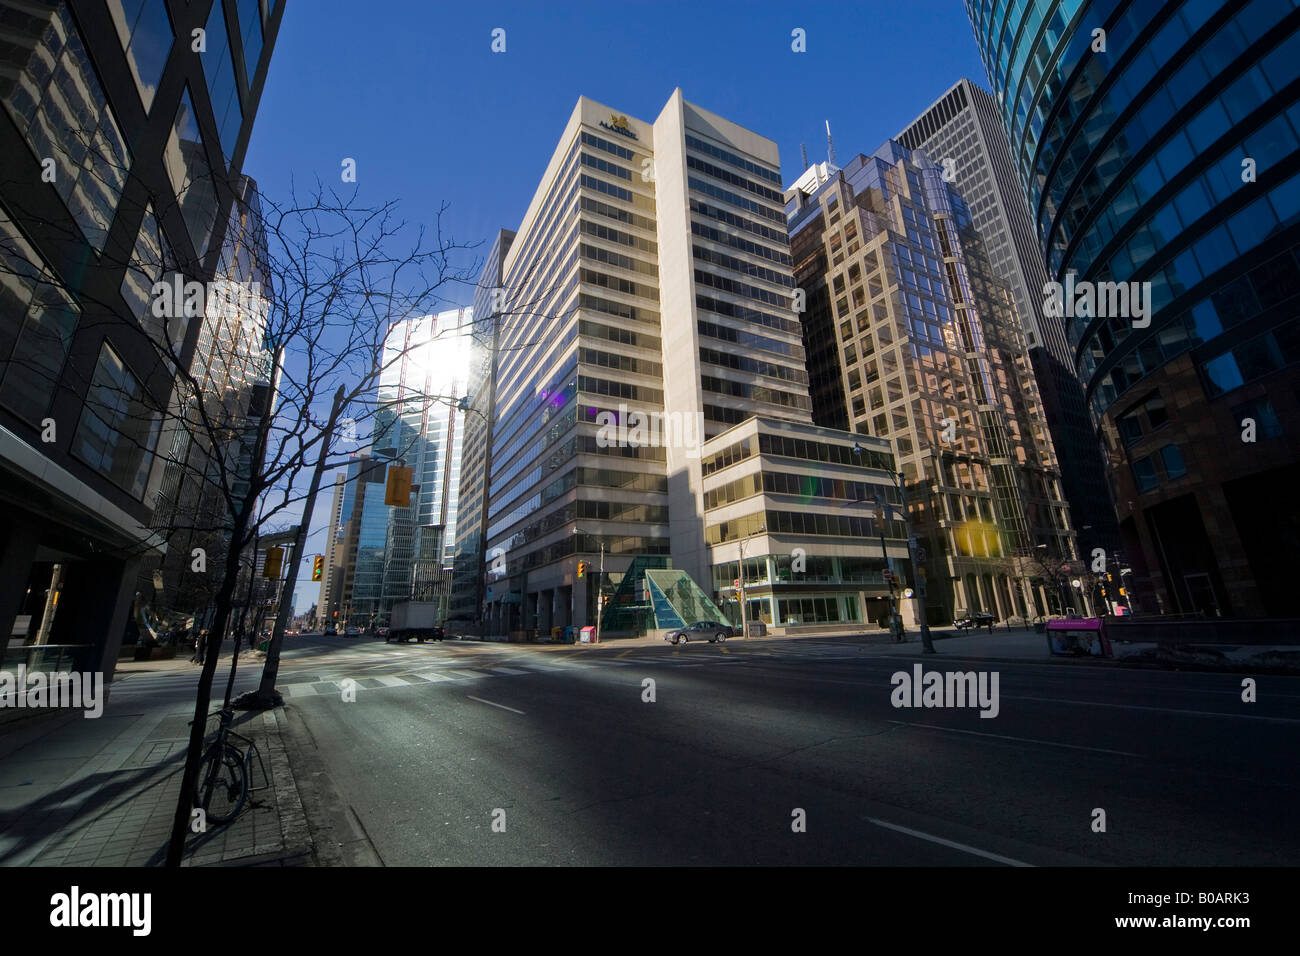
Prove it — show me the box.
[262,546,284,579]
[312,555,324,581]
[384,464,414,506]
[577,561,587,580]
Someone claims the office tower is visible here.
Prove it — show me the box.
[967,0,1300,615]
[450,231,513,623]
[454,91,905,635]
[332,451,418,628]
[316,471,345,628]
[142,172,274,624]
[787,142,1078,622]
[373,308,471,573]
[898,78,1119,554]
[0,0,284,673]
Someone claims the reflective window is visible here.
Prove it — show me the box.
[1231,397,1284,440]
[0,205,81,423]
[1202,352,1244,396]
[73,342,162,499]
[1159,444,1187,480]
[106,0,173,112]
[1131,455,1158,493]
[200,0,242,161]
[0,4,132,251]
[164,88,219,257]
[238,0,264,81]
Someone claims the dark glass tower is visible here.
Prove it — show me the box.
[0,1,285,673]
[967,0,1300,616]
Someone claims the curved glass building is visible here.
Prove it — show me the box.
[967,0,1300,616]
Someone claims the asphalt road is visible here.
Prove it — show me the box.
[226,633,1300,866]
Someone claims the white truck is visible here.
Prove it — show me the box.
[387,601,444,643]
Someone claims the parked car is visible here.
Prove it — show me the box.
[343,625,361,637]
[664,620,730,645]
[323,624,337,636]
[954,610,996,630]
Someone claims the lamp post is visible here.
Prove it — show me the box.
[854,445,934,654]
[736,525,765,638]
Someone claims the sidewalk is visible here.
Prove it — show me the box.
[0,700,314,867]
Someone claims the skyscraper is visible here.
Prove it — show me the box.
[967,0,1300,616]
[898,78,1119,555]
[373,308,471,572]
[453,91,901,635]
[787,142,1078,622]
[0,0,284,672]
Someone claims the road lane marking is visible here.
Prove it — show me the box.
[865,817,1033,867]
[888,720,1142,757]
[616,649,632,659]
[1009,695,1300,724]
[467,695,525,715]
[491,667,528,675]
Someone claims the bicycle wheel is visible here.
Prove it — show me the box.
[195,742,249,823]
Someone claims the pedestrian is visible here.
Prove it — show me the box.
[192,628,208,664]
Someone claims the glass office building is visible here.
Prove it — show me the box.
[0,0,284,673]
[787,142,1076,623]
[967,0,1300,615]
[898,79,1119,557]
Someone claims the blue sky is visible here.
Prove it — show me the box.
[250,0,990,612]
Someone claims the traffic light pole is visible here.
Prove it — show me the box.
[894,472,935,654]
[595,539,605,644]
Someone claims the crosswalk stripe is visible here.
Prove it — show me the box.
[411,671,454,682]
[490,667,528,675]
[373,676,409,687]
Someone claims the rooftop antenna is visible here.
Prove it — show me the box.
[825,120,836,167]
[800,142,809,169]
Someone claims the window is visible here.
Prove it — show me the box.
[1202,352,1244,396]
[1144,393,1168,429]
[1117,411,1143,446]
[107,0,173,112]
[165,88,219,256]
[1131,455,1158,492]
[200,0,243,161]
[1231,398,1283,440]
[237,0,264,81]
[73,343,162,499]
[0,206,81,423]
[0,4,132,251]
[1159,444,1187,480]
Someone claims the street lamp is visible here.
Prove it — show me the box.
[736,525,765,638]
[854,444,934,654]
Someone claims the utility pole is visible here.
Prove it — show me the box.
[250,384,347,706]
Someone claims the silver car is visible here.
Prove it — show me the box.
[664,621,730,645]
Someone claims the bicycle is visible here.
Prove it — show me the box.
[193,709,265,824]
